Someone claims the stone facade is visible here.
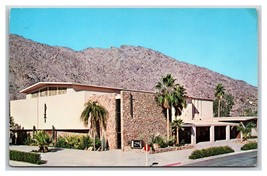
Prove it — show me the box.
[121,91,166,149]
[86,93,117,149]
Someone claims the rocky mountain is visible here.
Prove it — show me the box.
[9,34,258,116]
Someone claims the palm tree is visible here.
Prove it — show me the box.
[215,83,225,117]
[155,74,176,140]
[237,122,256,141]
[33,130,52,153]
[171,118,184,145]
[80,100,108,139]
[155,74,187,140]
[172,84,187,116]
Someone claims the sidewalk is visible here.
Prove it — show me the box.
[8,139,257,167]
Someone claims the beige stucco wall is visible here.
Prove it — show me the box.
[10,91,92,130]
[10,98,38,129]
[121,91,166,149]
[10,90,119,149]
[192,99,213,120]
[178,103,193,120]
[173,99,213,121]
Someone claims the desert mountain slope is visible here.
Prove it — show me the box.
[9,34,258,116]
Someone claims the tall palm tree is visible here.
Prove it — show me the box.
[215,83,225,117]
[172,84,187,116]
[155,74,187,140]
[155,74,176,140]
[171,118,184,145]
[80,100,108,139]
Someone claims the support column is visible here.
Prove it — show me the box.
[191,125,196,145]
[226,125,230,141]
[210,126,215,142]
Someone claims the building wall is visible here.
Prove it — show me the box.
[10,91,89,130]
[10,98,38,129]
[192,99,213,120]
[86,93,117,149]
[11,89,118,149]
[121,91,166,149]
[172,98,213,121]
[179,103,193,120]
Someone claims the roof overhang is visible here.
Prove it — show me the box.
[20,82,122,94]
[183,116,257,127]
[19,82,218,101]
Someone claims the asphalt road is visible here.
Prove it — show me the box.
[181,150,257,167]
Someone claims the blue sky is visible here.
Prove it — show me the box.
[9,8,258,86]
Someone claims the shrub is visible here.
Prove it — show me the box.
[10,150,44,164]
[55,134,94,150]
[78,135,93,150]
[95,137,101,150]
[151,135,168,148]
[55,136,68,148]
[189,146,234,159]
[241,142,257,150]
[33,131,52,152]
[24,134,35,146]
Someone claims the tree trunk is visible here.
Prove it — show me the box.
[218,99,221,117]
[167,108,170,140]
[176,127,179,145]
[171,106,175,121]
[93,132,96,151]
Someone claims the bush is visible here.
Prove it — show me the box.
[55,136,68,148]
[33,131,52,152]
[10,150,44,164]
[189,146,234,159]
[55,135,94,150]
[241,142,257,150]
[78,135,93,150]
[95,137,101,150]
[151,135,168,148]
[24,134,35,146]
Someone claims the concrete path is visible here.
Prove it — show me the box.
[8,139,258,167]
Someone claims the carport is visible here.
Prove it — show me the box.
[183,120,240,145]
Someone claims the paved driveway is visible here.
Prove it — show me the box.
[8,139,258,167]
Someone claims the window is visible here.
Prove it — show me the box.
[31,91,39,98]
[49,87,57,96]
[58,87,67,94]
[40,88,48,97]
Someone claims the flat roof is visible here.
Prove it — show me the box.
[183,116,257,127]
[209,117,257,121]
[20,81,213,101]
[183,120,239,127]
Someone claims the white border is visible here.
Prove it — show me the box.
[1,1,266,176]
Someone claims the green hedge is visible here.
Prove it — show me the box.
[189,146,234,159]
[10,150,44,164]
[241,142,257,150]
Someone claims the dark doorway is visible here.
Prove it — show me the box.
[179,127,191,144]
[230,126,240,139]
[116,99,121,149]
[215,126,226,141]
[196,127,210,143]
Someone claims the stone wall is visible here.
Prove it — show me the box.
[86,93,117,149]
[121,91,166,149]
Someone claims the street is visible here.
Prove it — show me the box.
[180,150,257,167]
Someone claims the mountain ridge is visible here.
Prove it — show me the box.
[9,34,257,116]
